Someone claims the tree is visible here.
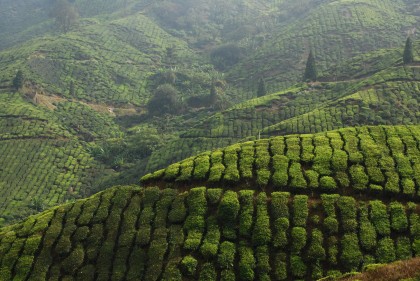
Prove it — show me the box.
[51,0,79,32]
[403,37,414,64]
[69,81,75,96]
[12,70,24,91]
[257,78,267,97]
[147,84,181,115]
[303,50,317,82]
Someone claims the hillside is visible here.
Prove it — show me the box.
[2,125,420,280]
[0,93,120,226]
[145,58,420,172]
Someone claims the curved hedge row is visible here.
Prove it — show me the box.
[0,185,419,280]
[142,125,420,200]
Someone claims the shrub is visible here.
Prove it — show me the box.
[320,176,337,190]
[273,217,289,249]
[337,196,357,232]
[359,206,377,251]
[252,193,271,246]
[239,190,254,237]
[349,164,369,190]
[307,229,325,261]
[238,246,255,281]
[218,191,240,226]
[200,217,220,258]
[289,163,307,189]
[370,200,390,236]
[376,237,396,264]
[199,263,217,281]
[207,188,223,205]
[290,255,306,278]
[218,241,236,269]
[273,253,287,280]
[272,155,289,187]
[340,234,362,271]
[396,236,412,260]
[220,270,235,281]
[291,227,307,254]
[255,246,271,274]
[293,195,308,227]
[193,154,210,180]
[305,170,319,188]
[271,192,290,219]
[168,193,187,224]
[181,256,197,276]
[390,202,408,232]
[328,236,338,265]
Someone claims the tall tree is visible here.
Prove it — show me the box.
[257,78,267,97]
[51,0,79,32]
[303,51,317,82]
[12,70,24,91]
[403,37,414,64]
[69,81,75,96]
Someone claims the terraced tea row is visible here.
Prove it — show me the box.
[142,125,420,201]
[0,186,418,280]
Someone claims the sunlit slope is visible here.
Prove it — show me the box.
[145,62,420,172]
[0,94,108,226]
[228,0,419,92]
[142,125,420,201]
[0,13,194,105]
[0,185,419,280]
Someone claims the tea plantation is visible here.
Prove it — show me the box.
[145,59,420,173]
[0,94,112,226]
[1,172,420,279]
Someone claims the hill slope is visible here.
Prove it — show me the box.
[1,125,420,280]
[0,93,118,226]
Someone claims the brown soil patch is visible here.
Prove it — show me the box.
[338,258,420,281]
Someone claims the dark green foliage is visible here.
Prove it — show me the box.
[359,206,377,251]
[199,263,217,281]
[293,195,308,227]
[12,70,24,91]
[340,234,362,271]
[238,190,254,237]
[338,196,357,232]
[403,37,414,64]
[257,78,267,97]
[147,84,181,115]
[390,202,408,232]
[307,229,326,261]
[376,237,396,264]
[181,255,198,276]
[218,191,240,229]
[252,193,271,246]
[200,216,220,258]
[291,227,307,254]
[370,200,391,236]
[303,51,317,82]
[218,241,236,269]
[290,255,307,278]
[238,245,255,281]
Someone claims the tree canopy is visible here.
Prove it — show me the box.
[403,37,414,64]
[303,51,317,82]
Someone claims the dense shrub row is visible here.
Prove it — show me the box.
[143,125,420,200]
[1,186,419,280]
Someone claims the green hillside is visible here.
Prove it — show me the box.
[145,59,420,172]
[0,184,418,281]
[0,93,118,226]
